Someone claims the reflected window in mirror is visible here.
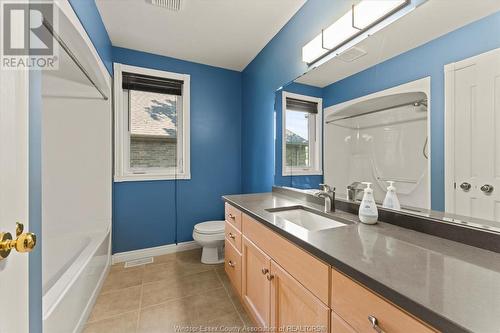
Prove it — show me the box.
[282,92,322,176]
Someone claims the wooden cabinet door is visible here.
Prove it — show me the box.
[331,312,357,333]
[270,260,330,332]
[242,236,271,328]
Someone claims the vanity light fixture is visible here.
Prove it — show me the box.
[302,0,415,65]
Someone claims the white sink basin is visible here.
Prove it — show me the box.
[268,208,347,232]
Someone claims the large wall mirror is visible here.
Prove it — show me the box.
[274,0,500,231]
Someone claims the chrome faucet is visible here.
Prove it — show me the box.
[316,184,335,213]
[347,182,364,202]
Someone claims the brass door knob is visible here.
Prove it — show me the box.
[15,233,36,252]
[0,223,37,260]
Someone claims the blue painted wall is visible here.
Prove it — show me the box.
[112,47,242,253]
[321,11,500,211]
[68,0,113,74]
[241,0,348,193]
[274,82,323,189]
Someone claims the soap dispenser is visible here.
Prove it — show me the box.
[359,182,378,224]
[383,181,401,210]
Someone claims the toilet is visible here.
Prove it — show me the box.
[192,221,225,264]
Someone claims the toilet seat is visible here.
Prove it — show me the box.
[194,221,225,235]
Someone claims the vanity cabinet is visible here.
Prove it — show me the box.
[224,203,435,333]
[242,212,330,305]
[225,202,242,230]
[224,204,242,297]
[240,234,330,330]
[331,312,356,333]
[241,236,272,327]
[270,260,330,330]
[225,220,242,252]
[224,239,241,295]
[331,269,435,333]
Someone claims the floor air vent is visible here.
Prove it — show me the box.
[146,0,182,11]
[124,257,154,268]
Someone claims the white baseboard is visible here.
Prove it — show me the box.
[111,241,200,264]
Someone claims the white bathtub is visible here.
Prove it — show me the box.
[43,228,111,333]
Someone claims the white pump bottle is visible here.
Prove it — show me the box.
[358,182,378,224]
[383,181,401,210]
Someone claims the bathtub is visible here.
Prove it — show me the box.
[43,227,111,333]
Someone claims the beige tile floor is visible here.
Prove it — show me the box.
[84,248,253,333]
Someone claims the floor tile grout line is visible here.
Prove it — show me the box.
[135,283,144,333]
[99,282,143,296]
[141,265,215,287]
[139,286,226,312]
[214,268,246,327]
[85,309,139,325]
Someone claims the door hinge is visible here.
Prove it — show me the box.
[454,182,456,189]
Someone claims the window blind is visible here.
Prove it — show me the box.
[122,72,183,96]
[286,97,318,113]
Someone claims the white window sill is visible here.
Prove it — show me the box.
[114,173,191,182]
[282,169,323,177]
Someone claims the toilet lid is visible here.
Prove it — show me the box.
[194,221,225,234]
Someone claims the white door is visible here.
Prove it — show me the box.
[445,48,500,221]
[0,66,30,331]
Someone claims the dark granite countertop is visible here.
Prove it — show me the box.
[223,191,500,333]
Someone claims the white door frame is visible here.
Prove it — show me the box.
[444,47,500,213]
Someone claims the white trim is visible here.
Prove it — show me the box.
[114,63,191,182]
[281,91,323,176]
[444,62,456,213]
[111,241,200,264]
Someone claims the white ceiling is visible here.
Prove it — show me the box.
[96,0,305,71]
[296,0,500,87]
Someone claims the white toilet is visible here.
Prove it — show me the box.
[192,220,225,264]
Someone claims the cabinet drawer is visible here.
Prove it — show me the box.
[225,221,242,252]
[331,312,356,333]
[331,269,435,333]
[242,213,330,306]
[225,240,242,296]
[225,203,242,230]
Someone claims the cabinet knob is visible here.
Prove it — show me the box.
[227,260,235,268]
[481,184,494,193]
[266,273,274,281]
[228,213,235,219]
[261,268,269,275]
[459,182,471,191]
[228,232,235,239]
[368,315,386,333]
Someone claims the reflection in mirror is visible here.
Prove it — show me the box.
[325,78,430,210]
[274,1,500,231]
[274,85,323,191]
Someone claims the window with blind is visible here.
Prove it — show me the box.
[282,91,323,176]
[114,63,191,181]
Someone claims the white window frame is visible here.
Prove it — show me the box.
[282,91,323,176]
[114,63,191,182]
